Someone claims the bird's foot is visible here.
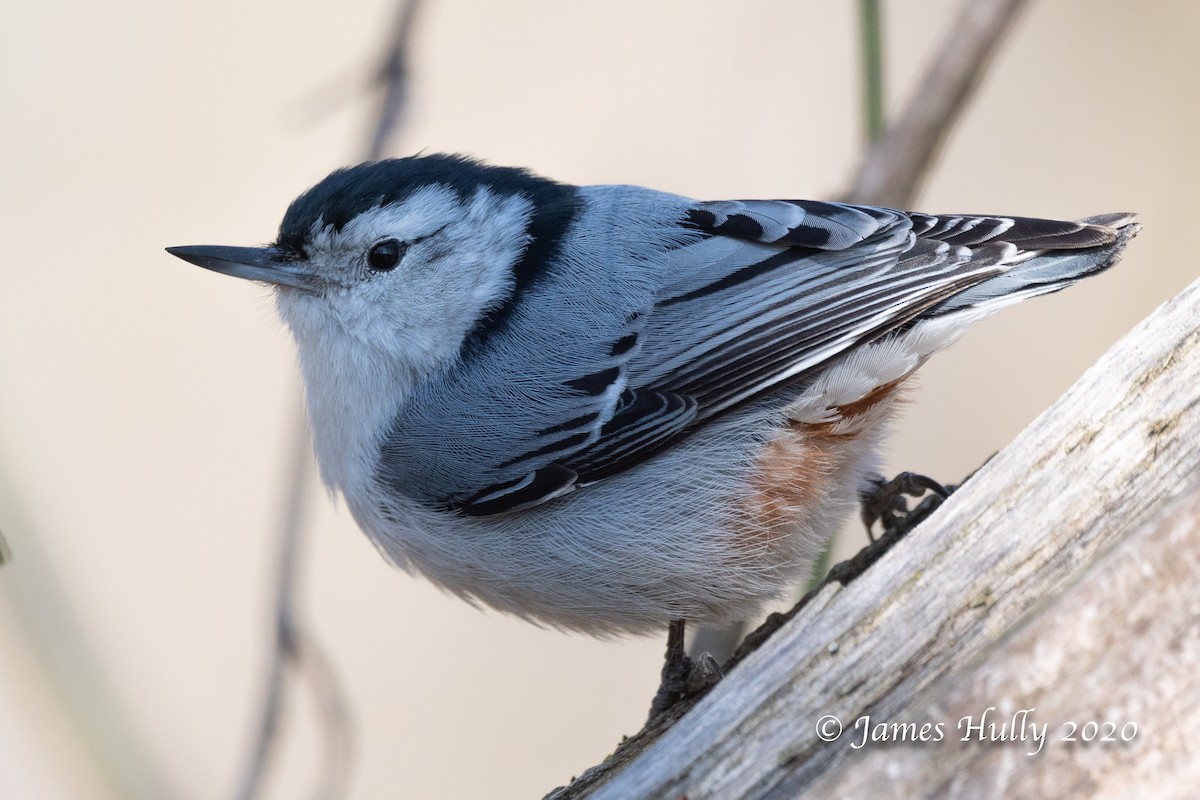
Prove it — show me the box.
[647,620,723,720]
[860,471,952,541]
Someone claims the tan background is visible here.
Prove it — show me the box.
[1,2,1195,798]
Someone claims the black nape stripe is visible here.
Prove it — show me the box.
[464,177,582,352]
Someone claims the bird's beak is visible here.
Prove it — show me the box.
[165,245,319,291]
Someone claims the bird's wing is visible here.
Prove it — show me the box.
[435,200,1123,515]
[625,202,1122,420]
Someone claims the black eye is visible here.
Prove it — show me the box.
[367,239,406,272]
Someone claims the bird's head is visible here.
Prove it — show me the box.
[168,154,580,372]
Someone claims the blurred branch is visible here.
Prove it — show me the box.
[367,0,424,160]
[847,0,1028,207]
[0,527,10,566]
[287,0,423,150]
[0,473,177,800]
[234,406,351,800]
[236,2,424,799]
[858,0,885,142]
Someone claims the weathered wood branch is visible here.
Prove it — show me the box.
[558,278,1200,798]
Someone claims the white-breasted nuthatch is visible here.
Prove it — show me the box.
[168,154,1137,636]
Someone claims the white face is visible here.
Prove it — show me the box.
[275,183,535,376]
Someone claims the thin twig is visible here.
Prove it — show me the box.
[859,0,886,143]
[234,407,322,800]
[235,2,424,798]
[847,0,1029,207]
[294,622,354,800]
[367,0,424,161]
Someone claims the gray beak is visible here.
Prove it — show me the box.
[166,245,319,291]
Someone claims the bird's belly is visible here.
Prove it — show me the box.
[343,380,903,635]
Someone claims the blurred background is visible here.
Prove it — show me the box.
[1,2,1195,798]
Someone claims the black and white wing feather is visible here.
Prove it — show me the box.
[434,199,1132,515]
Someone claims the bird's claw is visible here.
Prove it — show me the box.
[860,471,952,541]
[648,620,723,720]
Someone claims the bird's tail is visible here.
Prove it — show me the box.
[924,212,1139,317]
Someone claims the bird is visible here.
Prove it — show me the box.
[168,154,1137,646]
